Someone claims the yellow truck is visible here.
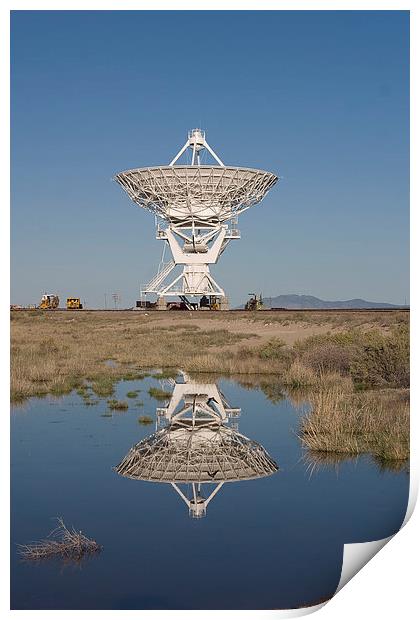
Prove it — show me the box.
[199,295,222,310]
[66,298,83,310]
[39,294,59,310]
[245,293,264,311]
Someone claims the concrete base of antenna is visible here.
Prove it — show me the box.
[156,297,167,311]
[220,297,230,311]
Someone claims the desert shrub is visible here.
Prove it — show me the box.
[258,338,287,359]
[295,326,409,388]
[283,362,318,388]
[351,325,409,388]
[294,331,362,354]
[284,363,353,392]
[236,346,257,359]
[300,342,357,375]
[258,339,296,368]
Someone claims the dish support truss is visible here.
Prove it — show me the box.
[142,219,240,299]
[115,374,277,518]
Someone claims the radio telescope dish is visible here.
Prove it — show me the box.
[115,421,278,484]
[115,166,277,226]
[114,128,278,303]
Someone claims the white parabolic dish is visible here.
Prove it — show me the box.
[115,165,278,225]
[115,424,278,483]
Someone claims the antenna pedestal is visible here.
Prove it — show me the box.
[142,224,236,300]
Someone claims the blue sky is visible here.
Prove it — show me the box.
[11,10,409,307]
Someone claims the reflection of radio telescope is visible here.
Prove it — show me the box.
[115,129,277,304]
[115,377,278,518]
[154,378,240,425]
[116,422,277,518]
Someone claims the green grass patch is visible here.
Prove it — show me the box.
[107,399,129,410]
[152,369,179,379]
[258,338,288,360]
[121,372,149,381]
[91,377,115,397]
[148,387,172,401]
[138,415,153,425]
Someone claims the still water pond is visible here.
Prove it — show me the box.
[11,373,409,610]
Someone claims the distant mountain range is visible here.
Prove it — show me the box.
[244,294,408,310]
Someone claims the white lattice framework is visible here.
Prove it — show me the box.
[115,129,278,301]
[115,377,278,518]
[116,423,278,484]
[115,166,277,227]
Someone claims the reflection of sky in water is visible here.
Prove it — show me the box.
[11,375,409,610]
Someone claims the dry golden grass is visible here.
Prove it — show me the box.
[10,311,258,401]
[294,324,410,388]
[10,309,409,403]
[11,310,410,464]
[201,309,409,330]
[283,361,354,392]
[19,517,101,563]
[299,388,409,462]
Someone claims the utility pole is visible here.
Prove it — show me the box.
[104,293,108,310]
[112,292,120,310]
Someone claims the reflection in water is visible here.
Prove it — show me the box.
[12,374,409,610]
[115,374,278,517]
[302,448,409,477]
[301,450,361,478]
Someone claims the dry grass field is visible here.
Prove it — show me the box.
[11,309,409,463]
[300,387,409,464]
